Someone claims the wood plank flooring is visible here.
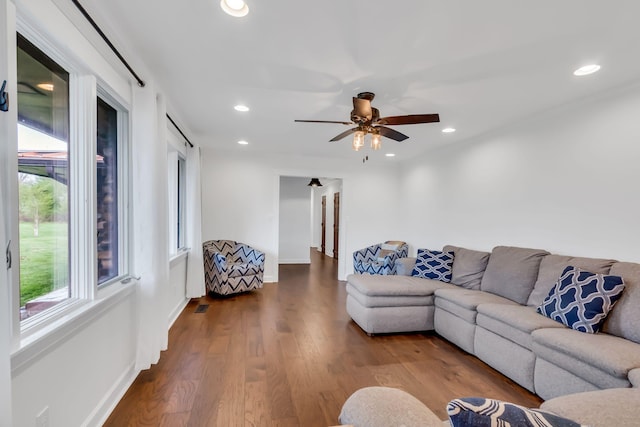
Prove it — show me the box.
[105,250,542,426]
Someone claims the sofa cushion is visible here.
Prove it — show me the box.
[476,304,565,349]
[540,388,640,427]
[347,274,454,297]
[480,246,549,304]
[602,262,640,343]
[447,397,582,427]
[528,255,616,307]
[443,245,490,290]
[434,288,517,323]
[412,249,454,282]
[339,386,443,427]
[629,368,640,387]
[395,257,417,276]
[532,328,640,387]
[346,283,435,308]
[537,266,625,333]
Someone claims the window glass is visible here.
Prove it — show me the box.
[17,34,70,320]
[97,97,119,284]
[177,156,186,250]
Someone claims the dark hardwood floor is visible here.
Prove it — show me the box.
[105,250,541,426]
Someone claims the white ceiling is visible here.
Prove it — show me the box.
[81,0,640,161]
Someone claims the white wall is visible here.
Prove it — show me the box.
[398,83,640,262]
[200,149,402,281]
[278,177,312,264]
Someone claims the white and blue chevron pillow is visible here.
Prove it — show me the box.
[537,265,625,333]
[411,249,454,282]
[447,397,583,427]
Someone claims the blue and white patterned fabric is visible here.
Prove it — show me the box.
[411,249,454,282]
[353,241,408,275]
[447,397,583,427]
[537,265,625,333]
[203,240,265,296]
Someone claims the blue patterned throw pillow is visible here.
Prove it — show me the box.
[447,397,583,427]
[537,266,625,333]
[411,249,454,282]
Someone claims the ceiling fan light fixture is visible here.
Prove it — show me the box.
[573,64,600,76]
[371,133,382,150]
[37,82,54,91]
[352,131,365,151]
[307,178,322,187]
[220,0,249,17]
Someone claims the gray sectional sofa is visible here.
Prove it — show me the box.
[345,245,640,401]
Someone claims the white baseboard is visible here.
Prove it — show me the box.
[82,362,138,427]
[278,258,311,264]
[168,297,189,329]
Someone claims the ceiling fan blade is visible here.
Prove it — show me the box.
[376,114,440,126]
[329,127,359,142]
[351,97,372,122]
[376,126,409,142]
[295,119,353,125]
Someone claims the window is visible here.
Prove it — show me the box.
[97,97,119,284]
[177,156,186,250]
[17,34,70,320]
[14,31,129,327]
[167,132,187,256]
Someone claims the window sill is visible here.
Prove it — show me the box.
[10,281,136,377]
[169,248,190,268]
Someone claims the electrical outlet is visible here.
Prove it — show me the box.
[36,406,49,427]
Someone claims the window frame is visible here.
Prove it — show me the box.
[167,127,188,258]
[12,21,133,342]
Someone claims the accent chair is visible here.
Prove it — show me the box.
[353,240,408,275]
[203,239,265,296]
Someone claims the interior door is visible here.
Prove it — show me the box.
[321,195,326,255]
[333,192,339,259]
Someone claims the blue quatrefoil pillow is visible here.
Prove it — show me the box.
[411,249,454,282]
[537,265,625,333]
[447,397,583,427]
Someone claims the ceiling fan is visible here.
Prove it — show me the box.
[294,91,440,151]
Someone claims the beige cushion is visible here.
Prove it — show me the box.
[541,388,640,427]
[480,246,549,304]
[443,245,490,290]
[527,254,616,307]
[602,262,640,344]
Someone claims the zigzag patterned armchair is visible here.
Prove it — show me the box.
[203,240,265,296]
[353,241,409,275]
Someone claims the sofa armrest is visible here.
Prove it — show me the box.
[629,368,640,387]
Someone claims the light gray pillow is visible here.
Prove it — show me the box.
[527,254,616,306]
[480,246,549,304]
[443,245,490,290]
[395,257,417,276]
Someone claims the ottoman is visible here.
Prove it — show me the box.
[339,387,446,427]
[346,274,455,334]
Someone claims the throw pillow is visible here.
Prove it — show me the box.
[447,397,583,427]
[537,266,625,333]
[411,249,454,282]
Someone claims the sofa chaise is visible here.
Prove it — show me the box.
[345,244,640,401]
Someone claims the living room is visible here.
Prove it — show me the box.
[1,1,640,426]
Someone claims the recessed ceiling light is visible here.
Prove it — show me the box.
[237,140,249,145]
[385,153,395,157]
[234,104,250,112]
[37,83,54,91]
[220,0,249,17]
[573,64,601,76]
[442,127,456,133]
